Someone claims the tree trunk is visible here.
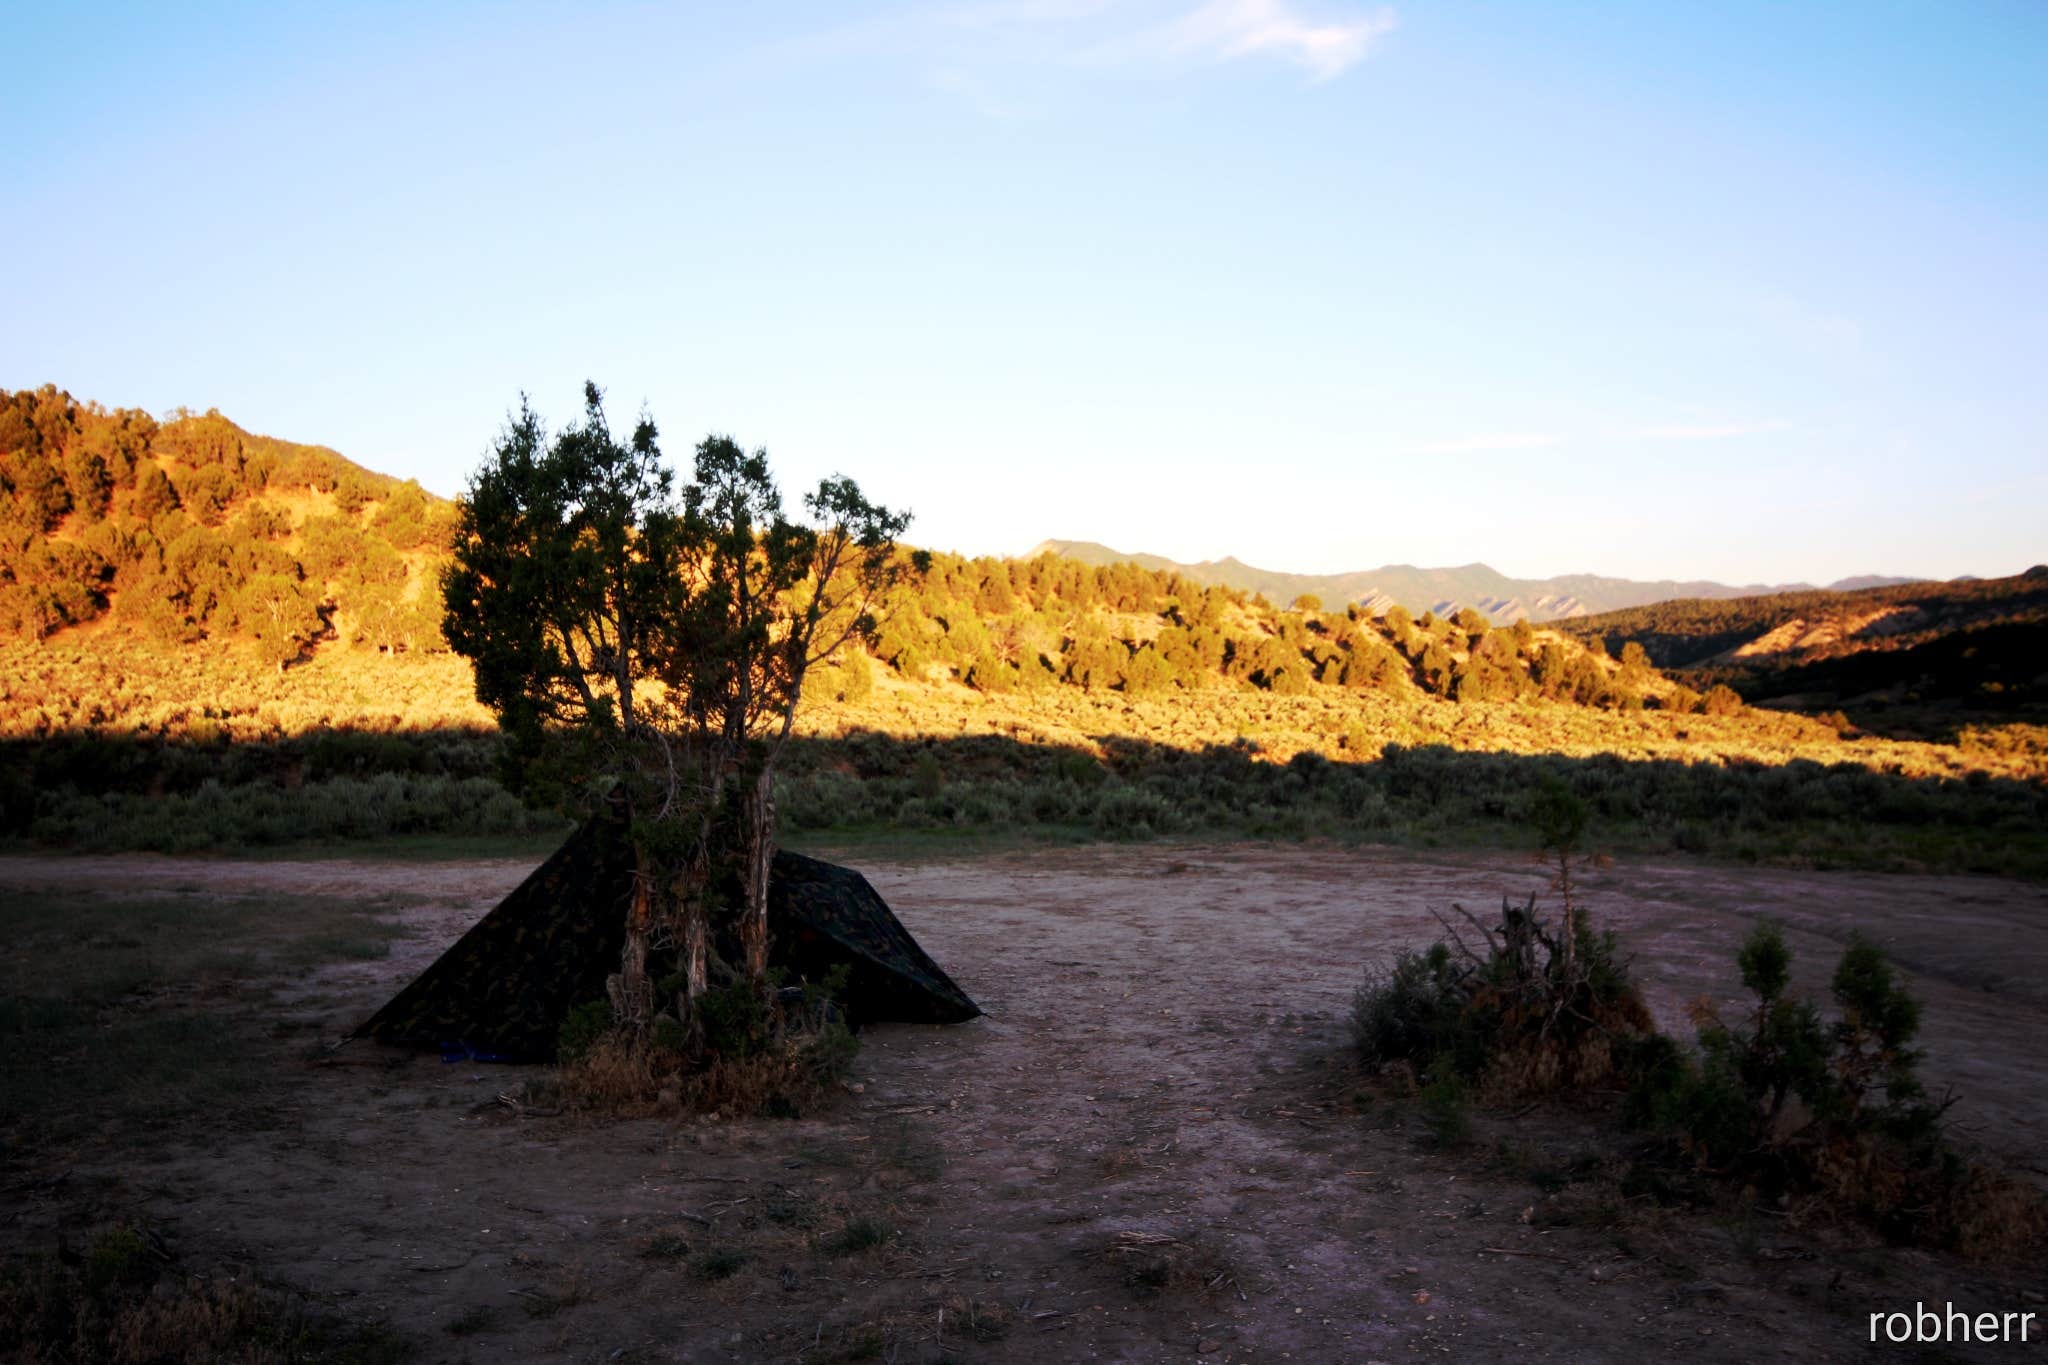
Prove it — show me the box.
[678,885,709,1006]
[740,768,776,985]
[609,847,656,1031]
[672,843,712,1008]
[663,809,718,1028]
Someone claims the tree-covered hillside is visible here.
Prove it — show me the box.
[1561,572,2048,671]
[0,386,456,662]
[3,389,1688,719]
[1559,570,2048,730]
[859,552,1708,714]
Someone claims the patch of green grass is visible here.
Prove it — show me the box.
[0,889,411,1142]
[241,830,573,863]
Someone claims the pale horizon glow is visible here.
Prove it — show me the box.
[3,2,2043,586]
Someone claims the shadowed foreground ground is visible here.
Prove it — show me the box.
[4,844,2045,1362]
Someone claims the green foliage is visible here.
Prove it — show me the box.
[1527,775,1588,854]
[1351,890,1652,1096]
[0,387,441,654]
[1565,570,2048,671]
[442,383,684,808]
[851,545,1642,711]
[1352,942,1469,1071]
[1348,860,2042,1250]
[556,999,615,1064]
[5,391,1659,732]
[15,725,2048,879]
[695,977,777,1060]
[1616,923,2039,1249]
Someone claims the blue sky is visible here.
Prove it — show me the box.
[5,1,2043,584]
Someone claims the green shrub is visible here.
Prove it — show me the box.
[1089,783,1181,840]
[1351,943,1468,1071]
[1625,923,2043,1251]
[556,999,614,1064]
[695,978,776,1060]
[1354,889,1654,1097]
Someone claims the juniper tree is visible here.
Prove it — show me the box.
[660,436,912,999]
[445,387,912,1033]
[443,384,691,1023]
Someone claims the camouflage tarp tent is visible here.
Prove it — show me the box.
[353,820,979,1061]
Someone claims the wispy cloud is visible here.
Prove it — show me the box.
[775,2,1398,125]
[929,0,1397,85]
[1143,0,1397,81]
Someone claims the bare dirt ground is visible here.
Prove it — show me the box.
[5,844,2047,1363]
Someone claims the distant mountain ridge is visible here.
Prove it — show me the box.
[1028,541,1923,623]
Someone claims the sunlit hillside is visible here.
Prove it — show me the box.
[1,387,1685,718]
[1564,570,2048,738]
[0,386,453,657]
[5,388,2046,877]
[3,387,2043,786]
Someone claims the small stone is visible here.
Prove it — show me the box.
[1197,1339,1221,1354]
[1412,1290,1431,1306]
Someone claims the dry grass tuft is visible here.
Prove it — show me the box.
[1099,1229,1239,1301]
[542,1019,854,1123]
[0,1222,407,1364]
